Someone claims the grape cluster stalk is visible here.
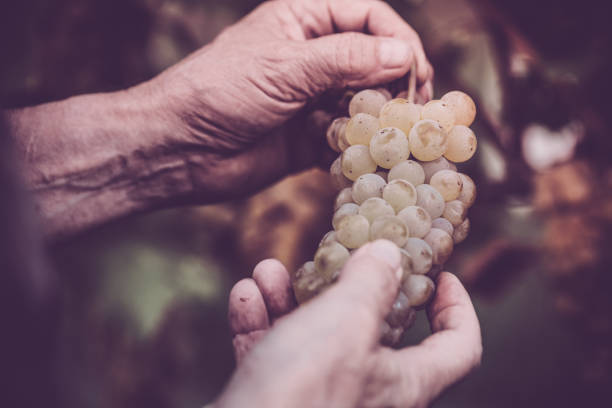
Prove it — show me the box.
[292,86,478,346]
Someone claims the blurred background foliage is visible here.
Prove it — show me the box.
[2,0,612,407]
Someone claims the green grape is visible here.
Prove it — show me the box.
[403,237,433,275]
[397,205,432,238]
[421,99,455,132]
[443,200,467,227]
[345,113,379,146]
[369,215,409,247]
[293,261,328,304]
[382,179,417,213]
[453,218,470,244]
[341,145,377,181]
[369,127,410,169]
[420,157,458,183]
[431,217,454,237]
[430,169,463,201]
[408,119,448,161]
[441,90,476,127]
[401,274,435,308]
[336,214,370,249]
[332,203,360,230]
[424,228,454,265]
[334,187,354,211]
[349,89,388,117]
[330,156,352,190]
[379,98,422,135]
[457,173,476,208]
[444,125,477,163]
[415,184,445,218]
[388,160,425,186]
[359,197,395,224]
[314,242,350,281]
[352,173,386,204]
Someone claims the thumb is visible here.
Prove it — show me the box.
[304,32,415,90]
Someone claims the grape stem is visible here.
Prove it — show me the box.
[407,61,417,104]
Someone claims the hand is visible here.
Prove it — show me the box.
[218,240,482,408]
[148,0,434,200]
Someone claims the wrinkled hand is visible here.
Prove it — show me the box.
[216,240,481,408]
[147,0,433,200]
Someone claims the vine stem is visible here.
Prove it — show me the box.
[407,61,417,104]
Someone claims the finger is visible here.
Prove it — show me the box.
[384,272,482,405]
[252,259,297,320]
[305,32,415,91]
[228,278,270,336]
[285,0,431,84]
[233,329,268,364]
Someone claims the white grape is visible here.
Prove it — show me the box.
[443,200,467,227]
[441,90,476,127]
[386,291,415,328]
[335,214,370,249]
[397,206,432,238]
[453,218,470,244]
[423,228,454,265]
[430,169,463,201]
[332,203,360,230]
[457,173,476,208]
[408,119,448,161]
[379,98,423,135]
[293,261,327,304]
[326,117,349,152]
[359,197,395,223]
[401,274,435,308]
[388,160,425,186]
[415,184,445,218]
[345,113,379,146]
[349,89,388,117]
[369,215,409,247]
[403,237,433,275]
[341,145,378,181]
[374,87,393,101]
[431,218,454,237]
[319,230,339,247]
[369,127,410,169]
[334,187,354,211]
[314,242,350,281]
[399,248,414,281]
[352,173,386,204]
[444,125,477,163]
[382,179,417,213]
[421,157,458,183]
[330,156,352,189]
[421,99,455,132]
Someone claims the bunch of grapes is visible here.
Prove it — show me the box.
[292,87,478,346]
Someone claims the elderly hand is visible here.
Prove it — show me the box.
[218,240,481,408]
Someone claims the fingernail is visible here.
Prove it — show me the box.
[379,38,411,68]
[364,240,402,275]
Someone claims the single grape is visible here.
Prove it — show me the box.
[326,117,349,152]
[334,187,354,211]
[369,215,409,247]
[341,145,377,181]
[336,214,370,249]
[415,184,445,218]
[443,200,467,227]
[408,119,448,161]
[420,157,458,183]
[319,230,339,247]
[380,321,404,346]
[445,125,477,163]
[430,169,463,201]
[386,292,415,328]
[397,205,432,238]
[424,228,454,265]
[374,87,393,101]
[401,274,435,308]
[349,89,388,117]
[352,173,386,204]
[379,98,423,135]
[431,217,454,237]
[332,203,360,230]
[293,261,328,304]
[388,160,425,186]
[457,173,476,208]
[453,218,470,244]
[330,156,352,189]
[369,127,410,169]
[403,237,433,274]
[421,99,455,132]
[345,113,379,146]
[314,241,350,281]
[399,248,414,280]
[359,197,395,223]
[382,179,417,213]
[441,90,476,127]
